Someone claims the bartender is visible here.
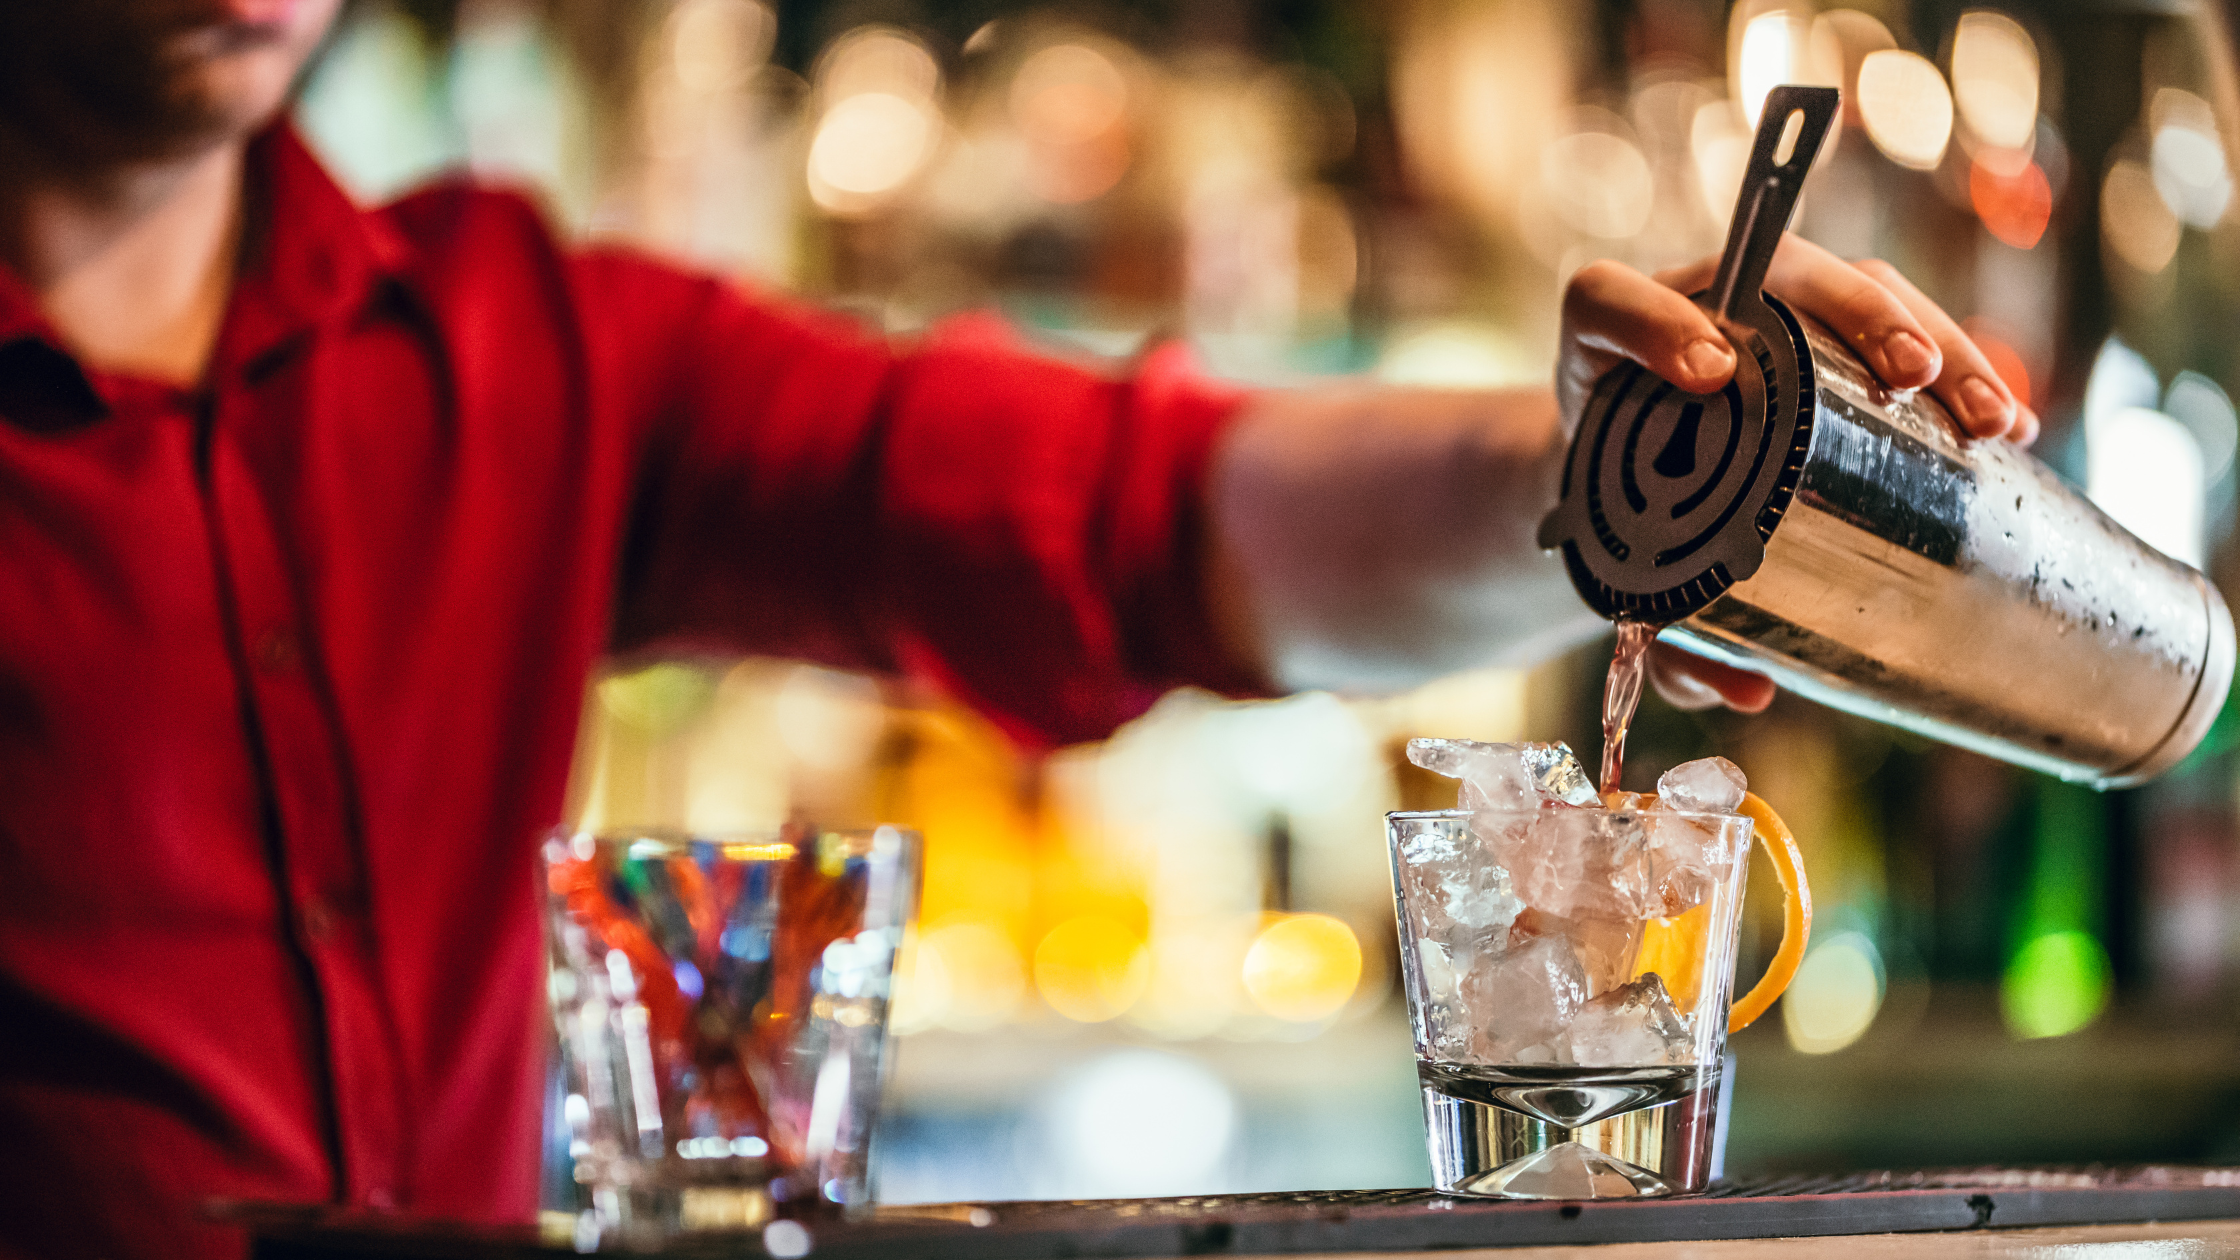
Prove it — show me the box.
[0,3,2034,1258]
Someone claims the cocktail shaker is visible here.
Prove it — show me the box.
[1539,86,2234,788]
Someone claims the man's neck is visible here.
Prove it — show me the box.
[0,142,245,388]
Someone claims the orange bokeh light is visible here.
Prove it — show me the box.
[1969,157,2052,249]
[1963,318,2033,412]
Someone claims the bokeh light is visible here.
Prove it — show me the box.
[773,665,887,772]
[2089,405,2207,567]
[2148,88,2232,230]
[1692,99,1752,224]
[808,93,935,212]
[2102,157,2183,273]
[1734,9,1808,127]
[1043,1051,1237,1197]
[1857,50,1954,171]
[1542,126,1655,240]
[599,661,716,734]
[1782,932,1885,1055]
[1808,10,1896,121]
[1012,43,1128,146]
[899,918,1028,1032]
[2002,931,2112,1040]
[2166,371,2240,486]
[806,27,942,216]
[1034,915,1150,1023]
[1950,11,2039,153]
[1963,317,2035,410]
[819,25,939,102]
[668,0,773,94]
[1241,913,1363,1023]
[1969,158,2053,249]
[1010,42,1132,205]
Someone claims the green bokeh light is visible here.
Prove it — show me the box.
[2000,930,2111,1040]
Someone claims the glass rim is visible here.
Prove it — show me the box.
[1386,807,1752,826]
[544,824,922,841]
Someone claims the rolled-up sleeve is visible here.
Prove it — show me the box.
[591,254,1261,746]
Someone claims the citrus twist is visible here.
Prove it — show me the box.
[1727,791,1810,1032]
[1607,790,1810,1034]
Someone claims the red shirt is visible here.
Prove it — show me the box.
[0,124,1249,1259]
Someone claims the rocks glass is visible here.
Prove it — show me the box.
[1387,806,1753,1199]
[543,825,918,1243]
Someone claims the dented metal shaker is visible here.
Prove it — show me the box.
[1539,86,2234,787]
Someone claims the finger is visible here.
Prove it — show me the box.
[1565,259,1738,394]
[1760,236,1944,392]
[2011,404,2041,448]
[1651,257,1718,293]
[1853,258,2021,439]
[1650,643,1776,713]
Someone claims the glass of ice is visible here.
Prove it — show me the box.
[1388,742,1801,1199]
[542,825,919,1244]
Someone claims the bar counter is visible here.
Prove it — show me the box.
[238,1166,2240,1258]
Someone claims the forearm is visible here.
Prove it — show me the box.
[1204,383,1606,692]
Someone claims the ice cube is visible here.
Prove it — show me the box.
[1407,738,1532,811]
[1407,739,1599,810]
[1460,933,1587,1064]
[1398,830,1523,947]
[1655,756,1746,814]
[1492,808,1654,922]
[1513,908,1643,998]
[1644,851,1715,918]
[1415,939,1458,999]
[1517,743,1600,807]
[1409,939,1471,1058]
[1442,866,1524,938]
[1639,812,1746,918]
[1567,973,1694,1067]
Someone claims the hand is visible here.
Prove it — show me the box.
[1557,233,2040,445]
[1556,234,2041,712]
[1647,643,1775,713]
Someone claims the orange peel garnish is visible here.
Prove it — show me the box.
[1728,791,1810,1033]
[1607,790,1810,1034]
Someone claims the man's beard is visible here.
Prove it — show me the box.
[0,4,301,172]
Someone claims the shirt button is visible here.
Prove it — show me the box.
[300,898,335,943]
[253,629,301,674]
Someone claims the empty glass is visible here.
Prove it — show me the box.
[1388,805,1794,1199]
[543,825,918,1242]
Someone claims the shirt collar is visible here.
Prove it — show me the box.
[213,118,414,377]
[0,119,414,413]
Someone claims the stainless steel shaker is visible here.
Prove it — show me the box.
[1539,85,2234,788]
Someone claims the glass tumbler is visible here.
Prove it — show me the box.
[543,825,918,1241]
[1388,806,1794,1200]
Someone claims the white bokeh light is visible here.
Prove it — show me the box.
[1043,1050,1238,1197]
[1856,50,1954,170]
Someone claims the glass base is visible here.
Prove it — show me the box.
[1421,1068,1724,1199]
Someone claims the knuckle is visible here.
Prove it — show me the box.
[1852,257,1900,283]
[1564,259,1619,297]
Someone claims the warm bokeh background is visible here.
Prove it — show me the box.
[299,0,2240,1203]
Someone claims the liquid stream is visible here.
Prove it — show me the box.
[1599,621,1658,795]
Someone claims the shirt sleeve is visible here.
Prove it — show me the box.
[582,252,1265,748]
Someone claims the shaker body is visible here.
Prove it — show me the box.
[1667,315,2234,787]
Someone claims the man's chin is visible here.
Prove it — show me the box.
[130,20,326,156]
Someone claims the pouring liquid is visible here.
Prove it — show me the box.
[1599,620,1657,795]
